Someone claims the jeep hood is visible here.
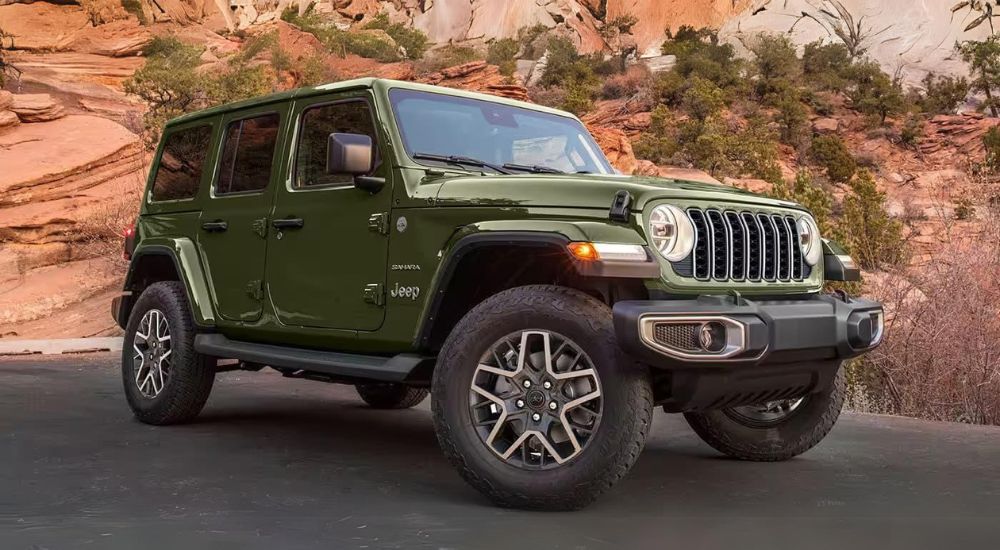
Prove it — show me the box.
[430,173,805,212]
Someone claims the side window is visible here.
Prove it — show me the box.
[215,113,281,195]
[295,100,378,188]
[150,125,213,201]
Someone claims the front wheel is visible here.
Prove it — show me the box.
[432,285,653,510]
[684,366,846,461]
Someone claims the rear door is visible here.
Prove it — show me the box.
[264,93,392,331]
[198,105,287,322]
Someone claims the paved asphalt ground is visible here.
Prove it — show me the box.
[2,353,998,549]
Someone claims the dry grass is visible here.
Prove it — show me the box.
[851,177,1000,424]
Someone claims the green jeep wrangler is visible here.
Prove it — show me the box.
[113,78,883,510]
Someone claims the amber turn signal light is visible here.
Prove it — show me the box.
[567,242,599,261]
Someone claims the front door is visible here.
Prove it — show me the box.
[265,94,392,331]
[198,106,286,322]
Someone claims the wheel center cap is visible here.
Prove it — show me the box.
[526,389,546,410]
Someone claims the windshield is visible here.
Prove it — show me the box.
[388,88,614,175]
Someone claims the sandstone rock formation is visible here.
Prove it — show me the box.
[10,94,65,122]
[418,61,529,101]
[721,0,992,86]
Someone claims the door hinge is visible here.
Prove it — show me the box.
[362,283,384,306]
[246,280,263,301]
[252,217,268,239]
[368,212,389,235]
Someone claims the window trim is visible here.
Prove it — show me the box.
[148,123,214,204]
[210,111,283,199]
[289,97,383,192]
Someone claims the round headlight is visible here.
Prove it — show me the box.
[797,215,822,266]
[648,204,695,261]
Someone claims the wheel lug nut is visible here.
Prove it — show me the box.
[548,402,557,411]
[531,413,541,421]
[522,380,531,388]
[516,399,525,408]
[543,381,552,389]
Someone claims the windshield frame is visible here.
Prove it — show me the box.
[385,87,614,176]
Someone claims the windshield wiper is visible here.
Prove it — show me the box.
[502,163,565,174]
[413,153,512,175]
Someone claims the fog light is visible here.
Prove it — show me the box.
[870,311,884,347]
[698,322,727,353]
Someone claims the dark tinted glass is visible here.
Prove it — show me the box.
[151,125,212,201]
[295,101,377,188]
[216,113,280,195]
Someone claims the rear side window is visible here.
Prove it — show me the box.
[294,100,378,188]
[151,125,212,202]
[215,113,281,195]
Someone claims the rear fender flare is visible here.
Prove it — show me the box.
[122,239,216,328]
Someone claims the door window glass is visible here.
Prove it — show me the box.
[150,125,212,201]
[215,113,281,195]
[295,100,378,188]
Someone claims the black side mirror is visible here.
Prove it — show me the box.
[326,133,373,176]
[326,132,385,193]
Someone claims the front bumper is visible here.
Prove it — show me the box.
[612,293,883,411]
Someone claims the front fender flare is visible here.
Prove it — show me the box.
[413,220,658,349]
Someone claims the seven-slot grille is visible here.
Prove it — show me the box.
[674,208,809,283]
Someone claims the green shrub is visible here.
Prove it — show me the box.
[120,0,147,24]
[809,135,857,183]
[290,55,334,87]
[660,25,743,93]
[844,60,905,124]
[681,76,725,121]
[774,93,809,147]
[842,170,907,269]
[487,38,519,76]
[899,114,923,148]
[517,24,551,59]
[802,40,852,92]
[958,36,1000,117]
[984,126,1000,170]
[362,13,429,60]
[747,33,801,103]
[561,80,594,115]
[770,169,836,235]
[918,73,970,114]
[126,35,272,146]
[954,197,976,220]
[632,105,680,164]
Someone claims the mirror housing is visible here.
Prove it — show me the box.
[326,133,374,176]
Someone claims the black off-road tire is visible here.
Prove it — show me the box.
[683,366,847,461]
[432,285,653,511]
[122,281,215,425]
[356,383,429,409]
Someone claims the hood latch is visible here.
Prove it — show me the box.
[609,189,632,222]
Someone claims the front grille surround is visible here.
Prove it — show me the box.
[671,207,811,284]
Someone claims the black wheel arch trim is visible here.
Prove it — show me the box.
[114,245,209,330]
[414,231,659,350]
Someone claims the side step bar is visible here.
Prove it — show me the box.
[194,334,433,383]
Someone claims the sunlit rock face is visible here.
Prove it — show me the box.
[720,0,992,86]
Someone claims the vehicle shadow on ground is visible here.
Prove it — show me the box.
[175,386,757,511]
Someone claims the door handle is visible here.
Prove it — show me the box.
[201,220,228,232]
[272,217,304,230]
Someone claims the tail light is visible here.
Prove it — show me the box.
[123,225,138,260]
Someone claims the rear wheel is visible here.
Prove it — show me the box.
[684,366,846,461]
[121,282,215,425]
[355,383,428,409]
[432,285,653,510]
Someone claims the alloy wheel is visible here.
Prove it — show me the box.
[132,309,172,399]
[725,397,807,427]
[468,330,603,470]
